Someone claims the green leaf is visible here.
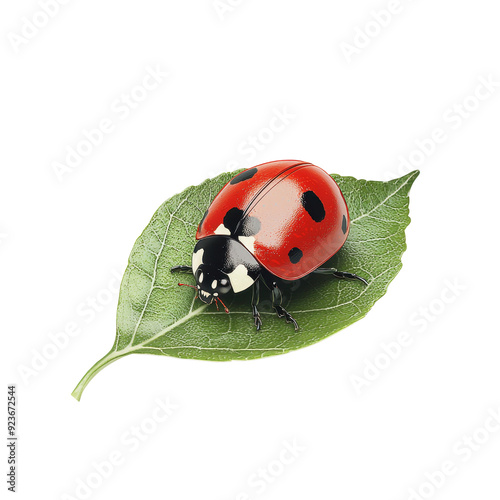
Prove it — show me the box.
[72,169,419,400]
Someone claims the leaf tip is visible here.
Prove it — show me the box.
[404,169,420,185]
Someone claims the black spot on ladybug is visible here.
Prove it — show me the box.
[223,208,261,237]
[288,247,303,264]
[198,209,208,231]
[223,207,244,234]
[230,167,258,185]
[342,214,347,234]
[301,191,325,222]
[240,215,261,237]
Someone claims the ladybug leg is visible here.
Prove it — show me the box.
[313,268,368,286]
[170,265,192,273]
[251,280,262,331]
[271,283,299,331]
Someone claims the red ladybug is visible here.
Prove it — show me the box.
[172,160,367,331]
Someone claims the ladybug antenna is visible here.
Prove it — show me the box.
[178,282,197,290]
[217,296,230,314]
[178,282,199,301]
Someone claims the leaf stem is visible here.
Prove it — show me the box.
[71,350,125,401]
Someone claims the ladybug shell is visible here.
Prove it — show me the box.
[196,160,350,281]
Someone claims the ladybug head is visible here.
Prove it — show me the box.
[194,264,232,305]
[178,236,260,312]
[177,263,232,312]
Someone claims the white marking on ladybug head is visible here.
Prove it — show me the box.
[211,279,217,289]
[238,235,255,253]
[215,223,231,236]
[192,248,204,273]
[227,264,254,293]
[199,272,204,282]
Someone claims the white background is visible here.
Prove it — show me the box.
[2,1,500,499]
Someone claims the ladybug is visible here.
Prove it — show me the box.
[172,160,367,331]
